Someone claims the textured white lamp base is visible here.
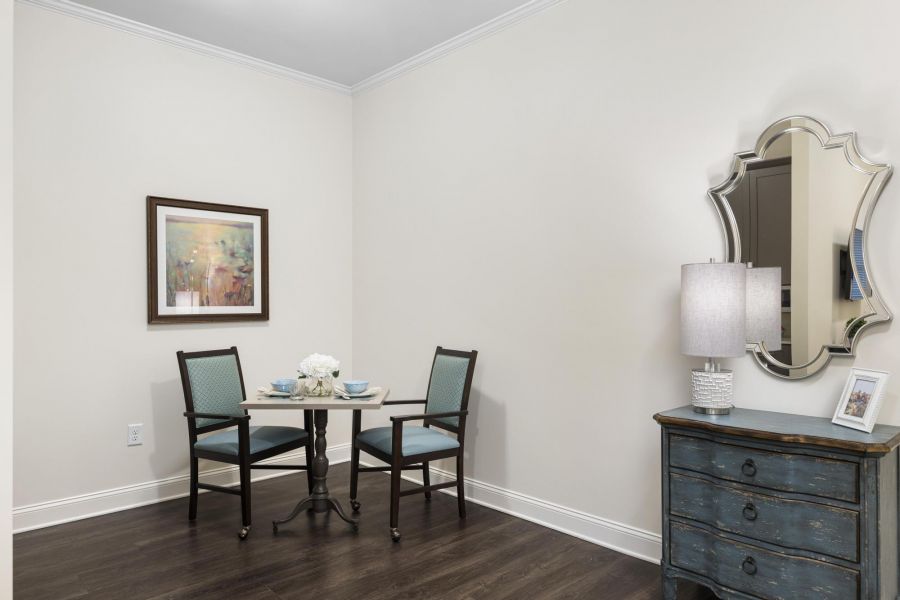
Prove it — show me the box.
[690,368,733,414]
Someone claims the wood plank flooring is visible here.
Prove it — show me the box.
[14,464,715,599]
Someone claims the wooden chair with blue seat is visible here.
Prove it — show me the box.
[349,346,478,541]
[176,346,314,539]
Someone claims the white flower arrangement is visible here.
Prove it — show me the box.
[298,353,340,379]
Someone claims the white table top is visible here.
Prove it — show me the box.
[241,387,390,411]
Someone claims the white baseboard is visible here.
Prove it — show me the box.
[16,446,662,564]
[13,443,352,534]
[362,460,662,564]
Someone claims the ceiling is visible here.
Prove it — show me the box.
[68,0,535,87]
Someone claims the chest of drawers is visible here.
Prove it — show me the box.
[654,406,900,600]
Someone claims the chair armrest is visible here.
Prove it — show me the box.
[389,410,468,454]
[383,399,427,405]
[389,410,468,423]
[183,411,250,422]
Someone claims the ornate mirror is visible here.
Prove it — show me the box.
[709,116,892,379]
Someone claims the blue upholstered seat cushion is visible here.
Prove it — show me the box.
[357,426,459,457]
[194,426,308,456]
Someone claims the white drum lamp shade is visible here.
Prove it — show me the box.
[681,261,747,415]
[680,262,747,358]
[746,266,782,352]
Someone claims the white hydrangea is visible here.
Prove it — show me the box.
[298,353,340,378]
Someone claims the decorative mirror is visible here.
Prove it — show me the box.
[709,116,892,379]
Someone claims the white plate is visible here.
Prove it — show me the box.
[334,386,380,399]
[257,387,292,397]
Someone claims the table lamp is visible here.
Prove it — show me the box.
[746,265,782,353]
[681,260,746,414]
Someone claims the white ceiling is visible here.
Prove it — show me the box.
[68,0,534,87]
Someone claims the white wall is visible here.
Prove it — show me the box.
[13,0,900,567]
[1,0,12,593]
[352,0,900,558]
[13,4,354,514]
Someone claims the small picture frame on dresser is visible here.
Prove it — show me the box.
[832,368,889,433]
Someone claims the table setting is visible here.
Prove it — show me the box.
[257,380,383,401]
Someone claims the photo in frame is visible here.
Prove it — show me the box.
[831,368,890,433]
[147,196,268,324]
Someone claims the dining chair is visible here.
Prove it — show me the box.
[349,346,478,541]
[177,346,314,539]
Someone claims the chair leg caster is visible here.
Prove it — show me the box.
[390,528,401,542]
[350,499,361,513]
[238,526,251,540]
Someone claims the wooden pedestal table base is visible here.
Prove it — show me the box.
[240,387,390,533]
[273,409,357,532]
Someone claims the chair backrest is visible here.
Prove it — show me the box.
[176,347,247,432]
[424,347,478,432]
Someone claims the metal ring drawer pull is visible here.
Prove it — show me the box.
[742,502,758,521]
[741,459,757,477]
[741,556,757,575]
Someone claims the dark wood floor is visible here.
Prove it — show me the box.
[15,464,714,599]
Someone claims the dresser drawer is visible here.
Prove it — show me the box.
[670,472,859,562]
[670,521,859,600]
[669,434,859,502]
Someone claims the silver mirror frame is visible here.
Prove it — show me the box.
[708,116,893,379]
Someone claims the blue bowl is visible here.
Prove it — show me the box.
[343,380,369,394]
[271,378,296,393]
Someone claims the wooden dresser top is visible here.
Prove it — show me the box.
[654,406,900,456]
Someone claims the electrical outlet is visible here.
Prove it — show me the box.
[127,423,143,446]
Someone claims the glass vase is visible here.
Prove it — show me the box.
[305,375,334,397]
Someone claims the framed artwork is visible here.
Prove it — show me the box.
[831,368,889,433]
[147,196,268,324]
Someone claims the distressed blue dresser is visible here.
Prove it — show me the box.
[654,406,900,600]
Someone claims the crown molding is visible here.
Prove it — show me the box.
[16,0,352,95]
[17,0,569,97]
[351,0,568,95]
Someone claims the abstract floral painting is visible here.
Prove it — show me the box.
[148,197,268,323]
[165,215,255,307]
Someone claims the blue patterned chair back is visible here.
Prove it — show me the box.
[425,348,477,429]
[178,348,246,429]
